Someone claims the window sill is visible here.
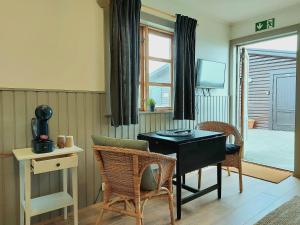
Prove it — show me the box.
[105,110,173,117]
[139,110,173,114]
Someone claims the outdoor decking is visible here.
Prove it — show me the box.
[244,129,294,171]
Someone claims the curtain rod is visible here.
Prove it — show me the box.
[141,5,176,20]
[142,5,198,26]
[97,1,198,25]
[97,0,175,19]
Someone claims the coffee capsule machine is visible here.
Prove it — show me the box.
[31,105,54,153]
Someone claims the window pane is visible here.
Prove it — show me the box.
[149,86,171,108]
[149,60,171,83]
[149,33,171,59]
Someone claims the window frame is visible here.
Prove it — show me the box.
[140,25,174,112]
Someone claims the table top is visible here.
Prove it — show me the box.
[138,129,224,144]
[13,146,83,161]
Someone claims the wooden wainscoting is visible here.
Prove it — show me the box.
[0,89,229,225]
[0,90,105,225]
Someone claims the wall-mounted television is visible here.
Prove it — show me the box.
[196,59,226,88]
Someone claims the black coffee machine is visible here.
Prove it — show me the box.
[31,105,54,153]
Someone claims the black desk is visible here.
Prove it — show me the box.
[137,130,226,220]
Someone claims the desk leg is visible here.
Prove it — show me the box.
[24,160,31,225]
[72,167,78,225]
[63,169,68,220]
[176,156,181,220]
[19,161,24,225]
[217,163,222,199]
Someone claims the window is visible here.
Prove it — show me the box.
[140,25,174,111]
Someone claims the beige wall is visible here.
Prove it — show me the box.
[0,0,230,93]
[0,0,105,92]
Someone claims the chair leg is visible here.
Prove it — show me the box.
[239,167,243,193]
[141,200,148,213]
[198,169,202,190]
[95,208,105,225]
[168,193,175,225]
[140,199,148,225]
[227,167,231,176]
[136,218,142,225]
[135,199,142,225]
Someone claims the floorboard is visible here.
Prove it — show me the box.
[36,167,300,225]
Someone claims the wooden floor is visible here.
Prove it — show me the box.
[39,167,300,225]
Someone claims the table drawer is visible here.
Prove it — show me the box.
[32,154,78,174]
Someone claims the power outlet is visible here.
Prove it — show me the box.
[102,182,105,191]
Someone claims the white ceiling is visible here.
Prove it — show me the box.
[175,0,300,24]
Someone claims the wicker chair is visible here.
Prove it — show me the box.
[196,121,244,193]
[93,145,176,225]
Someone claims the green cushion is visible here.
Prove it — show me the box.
[92,135,157,191]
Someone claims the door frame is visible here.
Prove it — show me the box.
[271,69,296,131]
[229,24,300,176]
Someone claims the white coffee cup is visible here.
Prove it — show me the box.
[65,136,74,147]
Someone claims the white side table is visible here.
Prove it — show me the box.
[13,146,83,225]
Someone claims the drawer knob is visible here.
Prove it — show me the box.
[56,163,61,167]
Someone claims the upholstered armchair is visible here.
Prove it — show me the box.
[92,136,176,225]
[196,121,244,193]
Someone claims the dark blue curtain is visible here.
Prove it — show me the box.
[110,0,141,127]
[173,14,197,120]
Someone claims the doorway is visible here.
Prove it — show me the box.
[240,35,297,171]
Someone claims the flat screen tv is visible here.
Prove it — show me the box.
[196,59,226,88]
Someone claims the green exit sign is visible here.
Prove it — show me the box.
[255,18,275,32]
